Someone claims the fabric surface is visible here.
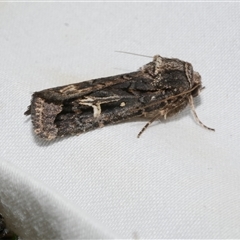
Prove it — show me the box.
[0,2,240,239]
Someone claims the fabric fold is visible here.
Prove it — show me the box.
[0,159,115,240]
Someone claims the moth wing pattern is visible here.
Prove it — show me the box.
[25,55,214,140]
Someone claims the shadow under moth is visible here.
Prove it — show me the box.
[25,55,214,140]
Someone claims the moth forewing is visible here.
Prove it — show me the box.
[25,55,214,140]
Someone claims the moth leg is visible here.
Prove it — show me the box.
[138,98,189,138]
[188,95,215,131]
[137,101,183,138]
[137,113,162,138]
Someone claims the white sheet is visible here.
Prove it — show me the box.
[0,2,240,239]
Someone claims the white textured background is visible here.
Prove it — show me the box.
[0,2,240,239]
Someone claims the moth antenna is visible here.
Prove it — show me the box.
[137,113,161,138]
[115,51,152,59]
[188,95,215,131]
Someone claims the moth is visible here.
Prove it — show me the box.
[25,55,214,140]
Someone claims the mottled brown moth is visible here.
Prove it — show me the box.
[25,55,214,140]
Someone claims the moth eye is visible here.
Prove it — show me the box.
[191,85,202,97]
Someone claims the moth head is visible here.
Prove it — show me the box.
[191,71,202,97]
